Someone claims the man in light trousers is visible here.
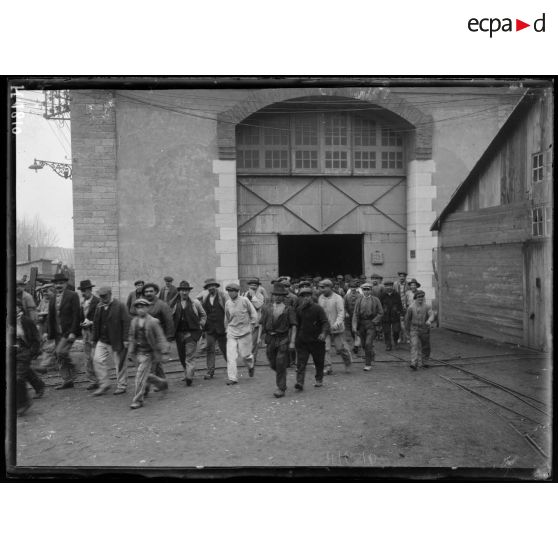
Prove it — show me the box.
[224,283,258,385]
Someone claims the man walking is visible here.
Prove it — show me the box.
[78,279,100,390]
[45,273,81,389]
[128,298,169,409]
[126,280,145,316]
[318,279,352,375]
[159,276,178,308]
[294,287,329,390]
[224,283,258,385]
[199,278,228,380]
[242,278,265,370]
[396,272,409,344]
[405,290,435,370]
[172,280,207,386]
[344,279,362,355]
[260,283,297,398]
[17,279,38,322]
[91,287,130,396]
[380,280,404,351]
[142,283,174,379]
[352,283,383,371]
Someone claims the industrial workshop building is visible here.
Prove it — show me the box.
[70,82,541,306]
[432,88,553,351]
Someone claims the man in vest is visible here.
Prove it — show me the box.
[77,279,100,390]
[260,283,297,398]
[199,278,228,380]
[380,280,404,351]
[172,280,207,386]
[352,283,383,371]
[405,290,435,370]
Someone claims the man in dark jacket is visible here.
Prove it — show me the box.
[91,286,130,396]
[78,279,100,389]
[351,283,383,371]
[199,278,228,380]
[380,280,404,351]
[294,287,330,389]
[260,283,297,398]
[46,272,81,389]
[15,301,44,415]
[172,280,206,386]
[159,276,178,308]
[126,279,145,316]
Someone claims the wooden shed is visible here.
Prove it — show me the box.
[431,89,553,351]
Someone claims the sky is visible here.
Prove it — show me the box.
[15,89,74,248]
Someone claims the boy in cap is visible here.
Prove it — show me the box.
[404,290,434,370]
[318,279,352,374]
[126,280,145,316]
[128,298,169,409]
[172,280,206,386]
[260,283,297,397]
[224,283,258,384]
[199,278,228,379]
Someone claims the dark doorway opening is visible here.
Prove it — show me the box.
[278,234,363,278]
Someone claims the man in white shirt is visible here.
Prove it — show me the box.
[224,283,258,385]
[318,279,352,374]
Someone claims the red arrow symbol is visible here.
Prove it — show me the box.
[516,19,530,31]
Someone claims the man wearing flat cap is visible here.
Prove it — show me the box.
[224,283,258,385]
[344,279,363,356]
[318,279,352,374]
[17,278,38,322]
[78,279,100,389]
[352,283,383,370]
[126,280,145,316]
[199,278,228,379]
[405,290,434,370]
[242,278,265,371]
[396,272,409,344]
[91,286,130,396]
[159,276,178,308]
[260,283,297,397]
[172,280,207,386]
[45,273,81,389]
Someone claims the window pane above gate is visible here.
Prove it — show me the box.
[294,115,319,146]
[353,117,377,146]
[324,113,348,146]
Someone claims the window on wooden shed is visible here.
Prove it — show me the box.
[532,152,544,183]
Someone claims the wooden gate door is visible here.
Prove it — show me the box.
[523,239,551,351]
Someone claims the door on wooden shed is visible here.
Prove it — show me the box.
[523,239,551,351]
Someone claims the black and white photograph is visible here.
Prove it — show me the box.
[6,77,553,477]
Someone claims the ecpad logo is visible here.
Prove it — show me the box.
[468,13,546,37]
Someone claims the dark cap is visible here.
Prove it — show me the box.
[177,280,192,291]
[163,276,174,283]
[414,290,425,299]
[134,279,145,287]
[397,271,408,277]
[272,284,289,296]
[142,282,160,294]
[298,287,313,296]
[384,280,394,286]
[53,273,68,283]
[246,277,261,286]
[78,279,95,291]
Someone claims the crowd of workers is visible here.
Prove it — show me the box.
[13,271,434,415]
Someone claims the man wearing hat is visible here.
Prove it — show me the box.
[318,279,352,374]
[396,272,409,344]
[344,279,363,355]
[126,280,145,316]
[405,278,421,309]
[16,279,38,322]
[260,283,297,397]
[91,287,131,396]
[141,282,175,380]
[404,290,435,370]
[294,287,329,389]
[198,278,228,379]
[45,273,81,389]
[224,283,258,385]
[242,278,266,371]
[370,274,385,299]
[159,276,178,308]
[78,279,100,389]
[172,280,207,386]
[128,298,169,409]
[380,281,404,351]
[351,283,383,371]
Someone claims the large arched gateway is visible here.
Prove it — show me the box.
[234,96,412,288]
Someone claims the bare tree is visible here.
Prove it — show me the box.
[16,215,60,262]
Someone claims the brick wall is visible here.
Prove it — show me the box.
[71,91,120,297]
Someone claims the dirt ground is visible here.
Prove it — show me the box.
[11,328,552,477]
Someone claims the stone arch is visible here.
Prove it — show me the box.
[217,87,433,160]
